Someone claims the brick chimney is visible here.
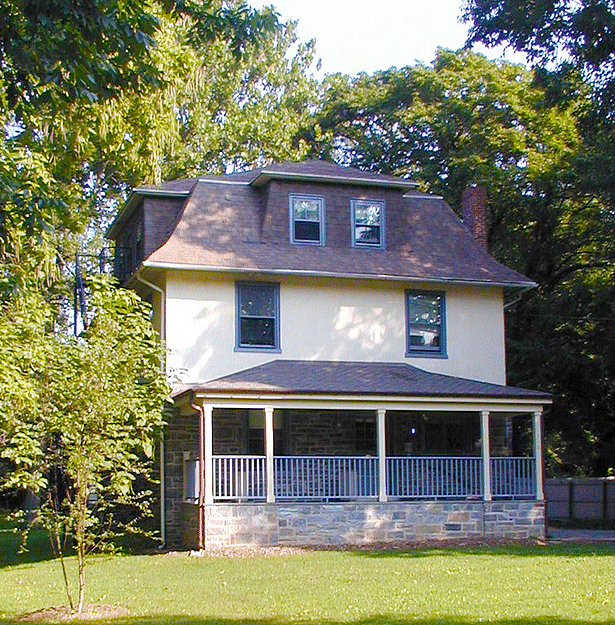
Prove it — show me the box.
[462,185,488,251]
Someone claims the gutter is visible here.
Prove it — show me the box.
[504,284,537,309]
[135,270,168,549]
[142,260,537,291]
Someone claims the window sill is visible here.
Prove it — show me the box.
[405,351,448,359]
[235,346,282,354]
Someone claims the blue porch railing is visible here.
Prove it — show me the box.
[208,455,536,501]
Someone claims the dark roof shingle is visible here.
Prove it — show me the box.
[176,360,551,401]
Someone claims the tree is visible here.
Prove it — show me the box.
[0,277,170,613]
[311,49,615,474]
[462,0,615,201]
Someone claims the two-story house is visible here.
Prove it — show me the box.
[108,160,551,549]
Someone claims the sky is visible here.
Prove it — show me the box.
[249,0,524,76]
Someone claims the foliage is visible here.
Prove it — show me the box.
[0,0,278,109]
[462,0,615,206]
[0,277,170,612]
[311,49,615,474]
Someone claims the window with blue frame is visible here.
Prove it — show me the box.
[351,199,385,248]
[406,290,446,356]
[290,195,324,244]
[236,282,280,350]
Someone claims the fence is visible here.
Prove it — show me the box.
[545,477,615,521]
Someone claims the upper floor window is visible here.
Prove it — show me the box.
[352,199,385,248]
[236,282,280,350]
[290,195,324,245]
[406,290,446,357]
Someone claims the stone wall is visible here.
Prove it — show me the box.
[182,500,545,549]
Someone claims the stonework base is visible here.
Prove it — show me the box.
[181,500,545,550]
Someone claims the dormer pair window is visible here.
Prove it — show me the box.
[289,195,385,248]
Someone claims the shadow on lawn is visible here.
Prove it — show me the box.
[346,542,615,559]
[2,615,615,625]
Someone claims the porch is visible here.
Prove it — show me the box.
[168,360,551,548]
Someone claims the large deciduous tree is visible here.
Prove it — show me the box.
[311,49,615,474]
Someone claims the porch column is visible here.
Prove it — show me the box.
[265,407,275,503]
[480,410,492,502]
[203,405,214,505]
[377,409,387,503]
[533,410,545,501]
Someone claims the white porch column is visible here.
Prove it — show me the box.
[481,410,492,502]
[533,410,545,501]
[377,409,387,503]
[265,407,275,503]
[203,405,214,505]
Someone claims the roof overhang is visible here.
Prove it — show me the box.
[249,169,419,191]
[177,390,549,414]
[142,259,538,290]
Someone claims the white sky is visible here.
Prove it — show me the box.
[249,0,524,76]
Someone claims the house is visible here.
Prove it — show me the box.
[107,160,551,549]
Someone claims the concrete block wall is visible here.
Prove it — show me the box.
[183,500,545,549]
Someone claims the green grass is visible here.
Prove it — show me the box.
[1,519,615,624]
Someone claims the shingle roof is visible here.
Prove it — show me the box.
[175,360,551,401]
[139,161,533,287]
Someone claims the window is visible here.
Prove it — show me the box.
[183,453,199,501]
[290,195,324,244]
[352,199,384,248]
[406,290,446,356]
[236,282,280,350]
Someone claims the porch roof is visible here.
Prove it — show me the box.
[173,360,551,402]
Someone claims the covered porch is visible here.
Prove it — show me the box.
[169,361,551,548]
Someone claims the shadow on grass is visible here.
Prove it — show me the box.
[0,523,59,568]
[2,615,615,625]
[344,541,615,559]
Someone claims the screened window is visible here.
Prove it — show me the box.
[290,195,324,244]
[236,282,279,349]
[406,290,446,356]
[352,199,384,248]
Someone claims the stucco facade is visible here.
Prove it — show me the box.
[164,270,506,385]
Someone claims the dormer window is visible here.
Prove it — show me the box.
[352,199,385,248]
[290,195,324,245]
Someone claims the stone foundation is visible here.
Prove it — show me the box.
[181,500,545,549]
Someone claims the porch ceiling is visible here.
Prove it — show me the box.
[173,360,551,408]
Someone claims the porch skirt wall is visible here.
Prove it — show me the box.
[181,500,545,549]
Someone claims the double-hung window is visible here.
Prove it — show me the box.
[236,282,280,350]
[290,195,324,244]
[352,199,385,248]
[406,290,446,357]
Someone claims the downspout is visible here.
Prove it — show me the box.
[190,394,206,551]
[135,270,167,548]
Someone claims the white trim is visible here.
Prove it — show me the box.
[265,407,275,503]
[143,260,538,290]
[188,392,549,413]
[197,178,254,186]
[203,405,214,505]
[534,410,545,501]
[377,409,387,503]
[481,410,492,502]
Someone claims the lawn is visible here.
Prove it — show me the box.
[1,520,614,624]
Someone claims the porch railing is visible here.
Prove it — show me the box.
[387,456,483,499]
[275,456,378,500]
[209,455,536,501]
[491,456,535,498]
[213,455,266,500]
